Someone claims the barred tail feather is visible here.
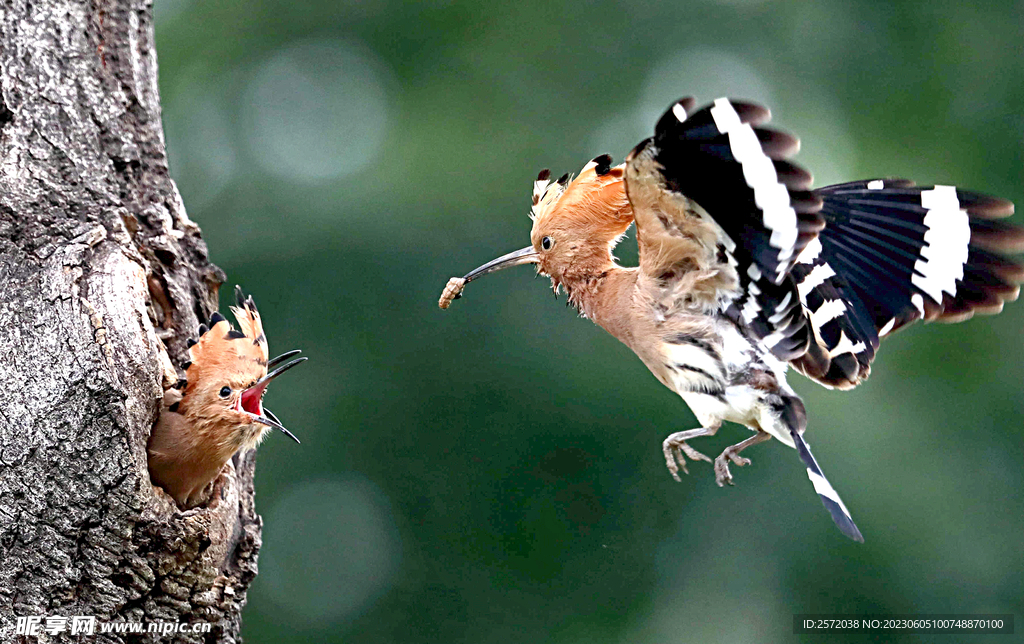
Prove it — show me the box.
[791,430,864,542]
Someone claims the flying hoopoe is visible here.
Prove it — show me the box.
[148,286,306,507]
[438,96,1024,542]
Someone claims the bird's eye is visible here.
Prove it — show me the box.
[219,386,231,398]
[541,236,554,250]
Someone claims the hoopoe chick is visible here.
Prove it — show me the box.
[148,286,306,507]
[440,97,1024,542]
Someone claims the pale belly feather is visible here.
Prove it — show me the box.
[663,318,797,448]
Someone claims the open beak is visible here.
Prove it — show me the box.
[462,246,539,283]
[238,351,307,443]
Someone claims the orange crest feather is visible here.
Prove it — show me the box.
[531,156,633,241]
[183,289,270,401]
[229,298,268,363]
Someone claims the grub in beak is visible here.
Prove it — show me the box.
[438,246,539,309]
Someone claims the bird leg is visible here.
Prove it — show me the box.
[662,426,717,481]
[714,430,772,487]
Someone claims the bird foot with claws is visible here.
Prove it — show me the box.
[662,434,713,481]
[714,447,751,487]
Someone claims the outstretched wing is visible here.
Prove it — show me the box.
[790,180,1023,388]
[626,96,1023,389]
[625,96,824,360]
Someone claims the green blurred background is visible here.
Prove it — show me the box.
[154,0,1023,642]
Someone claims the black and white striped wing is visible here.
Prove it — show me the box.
[629,97,825,360]
[789,179,1023,388]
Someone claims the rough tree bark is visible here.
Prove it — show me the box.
[0,0,261,642]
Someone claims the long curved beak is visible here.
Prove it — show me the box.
[463,246,539,283]
[252,355,307,392]
[267,349,302,369]
[255,408,300,443]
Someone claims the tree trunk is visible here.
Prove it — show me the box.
[0,1,261,641]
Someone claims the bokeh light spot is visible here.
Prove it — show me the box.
[243,38,392,183]
[591,47,775,156]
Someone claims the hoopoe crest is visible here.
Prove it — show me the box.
[148,286,306,507]
[439,96,1023,542]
